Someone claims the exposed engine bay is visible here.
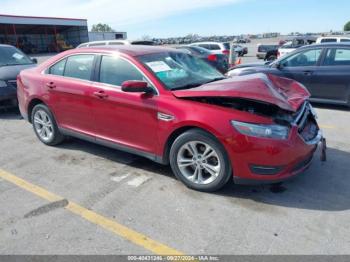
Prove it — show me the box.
[184,97,295,125]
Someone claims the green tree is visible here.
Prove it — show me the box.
[91,23,114,32]
[344,21,350,31]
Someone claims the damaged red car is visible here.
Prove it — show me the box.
[17,46,325,192]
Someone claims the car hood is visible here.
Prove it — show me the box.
[172,73,310,112]
[0,64,36,81]
[232,62,269,69]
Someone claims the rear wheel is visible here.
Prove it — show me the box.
[31,104,64,146]
[170,129,232,192]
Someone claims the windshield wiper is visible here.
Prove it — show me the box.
[203,77,226,84]
[171,82,204,91]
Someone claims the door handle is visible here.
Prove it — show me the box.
[303,71,313,76]
[93,91,109,99]
[46,82,56,89]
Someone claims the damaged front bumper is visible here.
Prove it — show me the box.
[226,101,327,185]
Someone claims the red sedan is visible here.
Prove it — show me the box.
[17,46,324,192]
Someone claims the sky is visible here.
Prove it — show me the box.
[1,0,350,39]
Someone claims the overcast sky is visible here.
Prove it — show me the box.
[1,0,349,39]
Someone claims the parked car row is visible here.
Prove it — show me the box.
[0,44,37,108]
[14,44,327,192]
[229,43,350,106]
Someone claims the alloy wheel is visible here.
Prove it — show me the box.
[177,141,221,185]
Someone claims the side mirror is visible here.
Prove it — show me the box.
[274,61,283,70]
[31,58,38,64]
[121,80,153,94]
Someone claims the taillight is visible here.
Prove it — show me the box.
[277,51,280,58]
[207,54,217,61]
[222,50,230,55]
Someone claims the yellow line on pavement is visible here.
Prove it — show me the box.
[0,169,183,255]
[319,125,336,129]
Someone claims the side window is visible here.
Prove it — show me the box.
[324,48,350,66]
[49,59,67,76]
[281,49,322,67]
[198,44,210,49]
[99,56,145,86]
[340,39,350,42]
[210,44,221,50]
[321,38,336,43]
[64,55,95,80]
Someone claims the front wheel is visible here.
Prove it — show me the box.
[169,129,232,192]
[31,104,64,146]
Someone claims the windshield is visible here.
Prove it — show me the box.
[138,52,224,90]
[0,46,33,66]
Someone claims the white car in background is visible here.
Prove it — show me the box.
[316,36,350,43]
[77,40,155,48]
[189,42,230,56]
[277,36,316,58]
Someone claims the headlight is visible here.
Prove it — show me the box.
[0,80,7,88]
[231,120,289,140]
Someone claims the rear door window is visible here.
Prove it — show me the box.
[63,54,95,80]
[324,48,350,66]
[49,59,67,76]
[340,39,350,42]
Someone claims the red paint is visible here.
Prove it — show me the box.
[17,46,319,183]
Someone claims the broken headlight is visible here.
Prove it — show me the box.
[231,120,289,140]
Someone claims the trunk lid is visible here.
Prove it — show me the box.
[172,73,310,112]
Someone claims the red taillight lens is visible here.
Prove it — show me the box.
[222,50,230,55]
[207,54,217,61]
[277,51,280,58]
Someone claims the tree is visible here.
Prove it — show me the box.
[91,23,114,32]
[344,21,350,31]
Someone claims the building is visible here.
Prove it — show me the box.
[0,14,89,54]
[88,31,127,42]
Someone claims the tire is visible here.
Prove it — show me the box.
[31,104,64,146]
[169,129,232,192]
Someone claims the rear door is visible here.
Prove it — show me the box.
[311,47,350,103]
[44,54,96,136]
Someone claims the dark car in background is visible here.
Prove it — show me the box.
[0,44,37,108]
[256,44,279,59]
[176,46,229,73]
[228,43,350,107]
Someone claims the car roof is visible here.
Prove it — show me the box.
[74,45,178,56]
[299,42,350,49]
[191,42,223,45]
[0,44,16,48]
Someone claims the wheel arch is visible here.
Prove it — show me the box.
[27,98,47,123]
[162,125,219,165]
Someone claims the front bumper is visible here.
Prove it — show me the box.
[0,83,18,107]
[224,102,324,184]
[232,130,324,185]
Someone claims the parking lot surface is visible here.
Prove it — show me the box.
[0,103,349,255]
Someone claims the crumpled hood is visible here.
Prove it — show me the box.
[172,73,310,112]
[0,64,36,81]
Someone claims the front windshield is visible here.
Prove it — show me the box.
[138,52,224,90]
[0,46,33,66]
